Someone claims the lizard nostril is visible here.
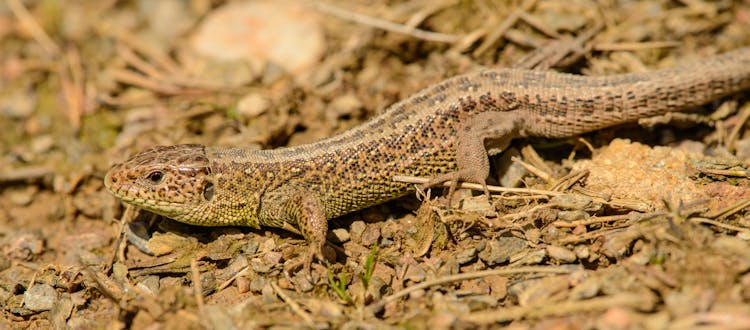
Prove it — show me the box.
[104,172,116,188]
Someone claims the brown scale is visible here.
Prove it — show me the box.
[104,47,750,271]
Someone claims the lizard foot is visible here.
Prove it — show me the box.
[283,243,332,283]
[421,169,491,204]
[280,192,332,282]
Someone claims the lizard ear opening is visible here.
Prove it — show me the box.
[203,182,214,201]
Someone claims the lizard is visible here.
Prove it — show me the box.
[105,46,750,272]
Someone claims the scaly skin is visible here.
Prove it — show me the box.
[105,47,750,269]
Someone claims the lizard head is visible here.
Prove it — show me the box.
[104,144,216,224]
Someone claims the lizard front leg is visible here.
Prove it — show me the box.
[269,191,329,276]
[424,111,522,199]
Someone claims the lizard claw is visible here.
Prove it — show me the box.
[283,245,330,283]
[422,170,491,205]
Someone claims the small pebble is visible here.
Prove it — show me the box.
[250,258,272,274]
[349,221,366,243]
[24,284,58,312]
[404,264,426,283]
[366,277,388,301]
[236,277,251,293]
[330,228,350,243]
[30,135,54,153]
[459,195,493,213]
[328,93,363,118]
[360,225,381,247]
[257,237,276,253]
[546,245,577,263]
[557,210,589,222]
[455,247,477,265]
[263,251,282,265]
[1,92,35,119]
[226,255,249,275]
[138,0,193,41]
[550,194,593,210]
[4,231,43,260]
[574,244,590,260]
[597,307,633,330]
[204,305,235,330]
[293,272,314,292]
[478,240,506,266]
[249,277,267,293]
[478,237,527,266]
[524,228,541,244]
[517,249,547,265]
[242,240,259,256]
[236,93,270,119]
[7,187,36,207]
[487,275,508,300]
[136,276,160,295]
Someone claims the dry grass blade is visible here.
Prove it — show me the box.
[190,258,208,328]
[552,214,632,228]
[403,0,459,28]
[726,102,750,153]
[593,41,681,52]
[473,10,522,56]
[392,175,563,196]
[117,44,168,81]
[313,2,460,43]
[697,168,750,178]
[95,22,181,74]
[271,282,316,328]
[703,198,750,219]
[7,0,60,56]
[59,47,85,131]
[0,166,53,183]
[111,69,181,95]
[460,290,657,324]
[691,218,750,236]
[368,266,572,314]
[511,155,552,183]
[549,170,589,192]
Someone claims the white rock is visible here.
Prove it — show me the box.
[190,0,325,74]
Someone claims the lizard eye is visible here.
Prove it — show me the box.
[146,171,164,183]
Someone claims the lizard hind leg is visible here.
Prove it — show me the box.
[422,111,521,201]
